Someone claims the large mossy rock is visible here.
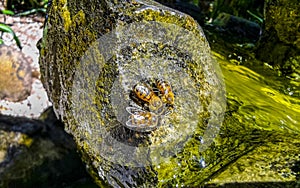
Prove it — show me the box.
[39,0,226,187]
[39,0,300,187]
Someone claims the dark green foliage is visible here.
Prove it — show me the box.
[5,0,48,13]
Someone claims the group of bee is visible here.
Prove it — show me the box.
[125,78,175,132]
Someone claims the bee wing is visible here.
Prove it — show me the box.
[126,106,143,115]
[125,111,159,132]
[146,112,159,126]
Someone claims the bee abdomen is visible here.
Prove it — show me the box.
[133,83,153,101]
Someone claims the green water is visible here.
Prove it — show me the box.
[217,52,300,133]
[207,52,300,184]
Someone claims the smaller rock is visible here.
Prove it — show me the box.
[212,12,262,43]
[0,107,97,187]
[0,45,32,102]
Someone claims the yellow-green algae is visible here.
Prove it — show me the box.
[154,50,300,185]
[39,0,300,187]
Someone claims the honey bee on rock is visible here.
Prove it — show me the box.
[125,79,175,132]
[156,79,175,108]
[132,82,163,112]
[125,107,159,132]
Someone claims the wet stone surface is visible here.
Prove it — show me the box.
[70,20,225,170]
[39,0,226,187]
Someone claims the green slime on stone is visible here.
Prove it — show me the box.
[39,0,300,187]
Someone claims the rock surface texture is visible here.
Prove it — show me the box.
[39,0,300,187]
[39,0,225,187]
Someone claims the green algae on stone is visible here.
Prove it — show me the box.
[39,0,300,186]
[39,0,226,187]
[210,132,300,183]
[70,15,225,187]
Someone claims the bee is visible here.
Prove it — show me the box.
[156,79,175,107]
[132,82,163,112]
[125,107,159,132]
